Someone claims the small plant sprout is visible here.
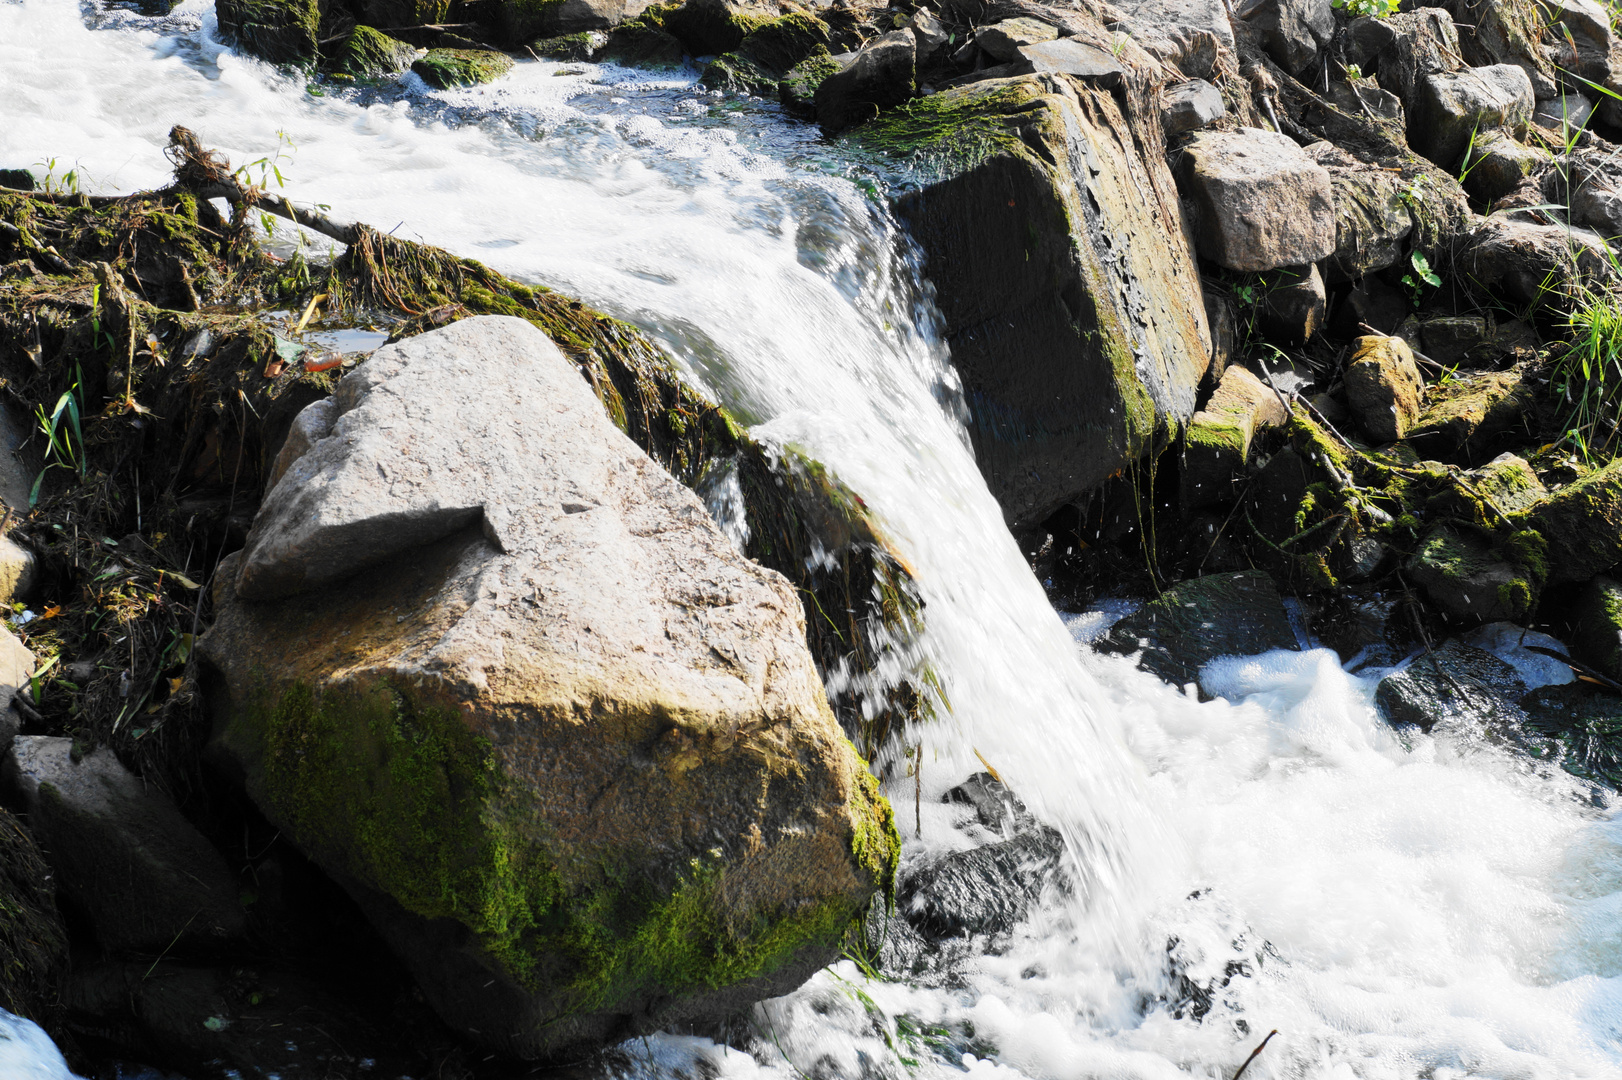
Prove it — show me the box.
[31,364,86,506]
[1331,0,1398,18]
[1401,250,1441,306]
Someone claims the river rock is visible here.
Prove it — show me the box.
[1096,570,1298,690]
[214,0,318,63]
[200,316,897,1060]
[411,48,515,88]
[1179,127,1336,272]
[1234,0,1332,76]
[1567,575,1622,683]
[1461,217,1614,305]
[497,0,626,39]
[701,13,829,95]
[1344,334,1421,442]
[1553,155,1622,240]
[815,31,916,134]
[1520,683,1622,790]
[1536,92,1595,130]
[1,736,246,954]
[1407,527,1538,622]
[327,26,418,79]
[1374,639,1527,730]
[1518,456,1622,585]
[1110,0,1236,58]
[1410,65,1535,169]
[896,828,1064,940]
[357,0,448,26]
[910,7,949,60]
[599,23,686,66]
[1461,131,1548,201]
[1011,37,1125,86]
[780,48,842,116]
[975,17,1058,62]
[1374,9,1462,111]
[1305,142,1414,282]
[854,74,1210,530]
[1427,452,1546,519]
[1162,79,1225,134]
[1261,263,1325,344]
[1407,366,1536,458]
[1181,366,1288,508]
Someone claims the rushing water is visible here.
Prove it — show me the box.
[6,3,1622,1076]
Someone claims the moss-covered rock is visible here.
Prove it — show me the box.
[411,47,515,88]
[1515,454,1622,585]
[325,25,418,80]
[497,0,626,44]
[0,169,34,191]
[599,22,686,66]
[658,0,771,57]
[1406,525,1541,623]
[1180,366,1288,508]
[201,316,899,1060]
[1566,574,1622,683]
[779,47,841,117]
[1408,365,1537,459]
[700,12,829,95]
[848,74,1210,528]
[528,30,608,59]
[215,0,320,64]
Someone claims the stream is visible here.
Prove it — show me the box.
[4,1,1622,1076]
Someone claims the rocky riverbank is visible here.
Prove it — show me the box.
[7,0,1622,1071]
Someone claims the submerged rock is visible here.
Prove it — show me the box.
[1096,570,1298,690]
[896,828,1064,940]
[855,73,1211,529]
[200,316,897,1059]
[2,736,246,954]
[411,48,515,88]
[1520,683,1622,790]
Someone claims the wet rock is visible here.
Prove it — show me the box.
[896,828,1064,940]
[1461,217,1614,305]
[1344,334,1422,442]
[410,48,515,88]
[1304,142,1413,282]
[326,25,418,79]
[1261,263,1325,343]
[944,771,1026,833]
[1181,366,1289,509]
[528,30,609,59]
[1162,78,1225,134]
[1564,575,1622,682]
[1519,456,1622,585]
[1096,570,1298,689]
[1407,527,1537,622]
[2,736,245,954]
[1519,683,1622,790]
[1410,65,1534,169]
[702,12,829,95]
[1012,37,1125,87]
[779,47,841,116]
[659,0,772,56]
[0,169,34,191]
[1179,127,1336,271]
[1315,595,1407,666]
[975,17,1058,62]
[856,74,1210,529]
[1375,639,1527,730]
[815,30,915,134]
[497,0,625,39]
[599,23,685,66]
[214,0,319,64]
[356,0,447,25]
[1234,0,1332,76]
[201,316,896,1060]
[1408,366,1536,458]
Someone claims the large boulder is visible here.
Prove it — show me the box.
[199,316,897,1060]
[1409,65,1534,169]
[1460,217,1614,305]
[701,13,829,95]
[1179,127,1336,272]
[2,736,246,954]
[1305,141,1414,282]
[815,31,916,134]
[1344,334,1421,442]
[214,0,319,63]
[497,0,627,40]
[1234,0,1333,76]
[1517,455,1622,584]
[855,74,1211,529]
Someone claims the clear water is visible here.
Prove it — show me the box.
[5,3,1622,1076]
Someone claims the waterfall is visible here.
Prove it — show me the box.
[6,2,1622,1075]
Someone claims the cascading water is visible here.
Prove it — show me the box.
[6,3,1622,1076]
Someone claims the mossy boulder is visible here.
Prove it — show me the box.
[657,0,772,57]
[1406,525,1542,623]
[200,317,897,1060]
[849,74,1211,528]
[700,12,829,95]
[528,30,608,59]
[355,0,451,27]
[1566,574,1622,683]
[326,26,418,80]
[1408,365,1536,460]
[779,47,841,117]
[411,47,515,88]
[599,22,687,66]
[1515,455,1622,585]
[1095,570,1298,692]
[214,0,320,64]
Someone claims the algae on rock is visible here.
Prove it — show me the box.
[411,48,515,88]
[214,0,320,63]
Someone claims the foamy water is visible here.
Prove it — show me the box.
[4,3,1622,1076]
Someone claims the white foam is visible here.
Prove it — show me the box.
[0,1010,81,1080]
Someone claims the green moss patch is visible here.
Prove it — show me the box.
[215,0,320,64]
[326,26,417,80]
[411,48,515,88]
[700,13,829,95]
